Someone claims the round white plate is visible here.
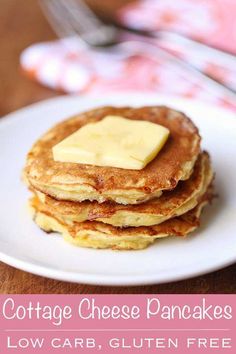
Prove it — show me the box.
[0,93,236,286]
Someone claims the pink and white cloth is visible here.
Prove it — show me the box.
[20,0,236,110]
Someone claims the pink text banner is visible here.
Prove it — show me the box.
[0,295,235,353]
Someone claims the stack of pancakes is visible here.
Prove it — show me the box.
[24,106,214,250]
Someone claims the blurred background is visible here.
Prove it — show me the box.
[1,0,236,115]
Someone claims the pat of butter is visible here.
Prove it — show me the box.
[52,116,169,170]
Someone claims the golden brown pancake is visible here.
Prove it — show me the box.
[29,186,213,250]
[33,152,213,227]
[24,106,200,204]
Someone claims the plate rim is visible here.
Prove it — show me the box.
[1,92,236,126]
[0,250,236,286]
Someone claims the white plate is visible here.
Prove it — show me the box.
[0,93,236,286]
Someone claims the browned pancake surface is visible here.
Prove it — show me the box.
[24,106,200,203]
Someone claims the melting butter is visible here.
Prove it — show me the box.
[52,115,169,170]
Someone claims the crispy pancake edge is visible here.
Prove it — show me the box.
[32,152,213,227]
[29,185,214,250]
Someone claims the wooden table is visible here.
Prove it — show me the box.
[0,0,235,294]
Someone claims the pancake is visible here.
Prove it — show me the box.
[29,186,213,250]
[24,106,200,204]
[33,152,213,227]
